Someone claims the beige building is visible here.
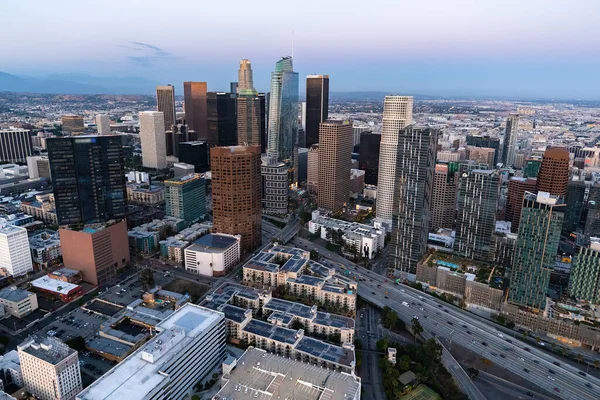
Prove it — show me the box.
[156,85,176,130]
[139,111,167,170]
[307,144,319,194]
[467,147,496,168]
[318,120,353,212]
[61,115,84,135]
[20,194,57,224]
[430,163,458,231]
[96,114,111,135]
[126,184,165,205]
[0,287,38,318]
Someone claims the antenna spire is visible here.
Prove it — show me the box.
[292,30,294,59]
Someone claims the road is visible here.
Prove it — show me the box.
[476,371,556,400]
[356,305,387,400]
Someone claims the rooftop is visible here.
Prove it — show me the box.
[187,233,239,253]
[0,286,33,303]
[31,276,80,295]
[18,336,76,365]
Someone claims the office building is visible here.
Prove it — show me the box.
[262,156,288,215]
[505,177,537,233]
[358,131,380,185]
[156,85,176,130]
[61,115,85,135]
[305,75,329,148]
[47,136,127,225]
[454,170,499,261]
[390,126,438,274]
[60,220,129,285]
[177,141,209,173]
[172,162,195,178]
[502,113,519,167]
[537,146,570,197]
[267,57,299,162]
[317,120,352,212]
[307,144,319,193]
[237,93,265,148]
[237,59,254,93]
[211,146,262,254]
[26,155,51,181]
[0,287,38,318]
[563,180,586,235]
[76,304,225,400]
[183,82,208,140]
[466,147,495,168]
[466,135,500,165]
[352,126,370,149]
[508,192,564,310]
[0,225,33,277]
[569,240,600,304]
[0,128,32,164]
[430,163,458,231]
[96,114,111,135]
[585,184,600,237]
[164,174,206,224]
[523,157,542,178]
[375,96,413,225]
[19,336,82,400]
[230,82,238,94]
[139,111,167,169]
[184,233,241,277]
[207,92,237,147]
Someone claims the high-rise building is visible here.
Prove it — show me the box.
[207,92,237,147]
[230,82,238,94]
[19,336,82,400]
[536,146,569,197]
[156,85,176,130]
[267,57,299,162]
[562,180,585,235]
[211,146,262,254]
[568,240,600,304]
[353,126,370,149]
[165,174,206,224]
[508,192,564,310]
[0,225,33,277]
[237,94,265,148]
[0,128,32,163]
[96,114,111,135]
[61,115,85,135]
[237,59,254,93]
[375,96,413,225]
[430,163,458,231]
[307,144,319,194]
[390,126,438,274]
[454,170,499,261]
[358,132,380,186]
[26,155,51,181]
[305,75,329,148]
[47,136,127,225]
[585,184,600,237]
[502,113,519,167]
[262,156,288,215]
[139,111,167,169]
[178,141,209,173]
[317,120,353,212]
[183,82,208,140]
[505,177,537,233]
[523,156,542,178]
[466,135,500,166]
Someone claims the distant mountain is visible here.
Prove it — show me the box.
[330,91,443,100]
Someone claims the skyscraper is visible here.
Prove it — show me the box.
[305,75,329,148]
[317,120,353,212]
[230,82,238,94]
[210,146,262,254]
[562,180,585,235]
[237,59,254,93]
[262,155,288,215]
[96,114,110,135]
[454,170,499,261]
[156,84,176,130]
[505,177,537,233]
[139,111,167,169]
[358,132,381,186]
[375,96,413,226]
[267,57,299,162]
[183,82,208,140]
[178,141,209,173]
[61,115,85,135]
[207,92,237,147]
[430,163,458,231]
[307,144,319,194]
[569,241,600,304]
[536,146,569,197]
[47,135,127,225]
[502,113,519,167]
[165,174,206,224]
[0,128,32,163]
[585,184,600,237]
[390,126,438,274]
[0,225,33,277]
[508,192,564,310]
[237,78,265,148]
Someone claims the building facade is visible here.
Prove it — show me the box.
[502,113,519,167]
[139,111,167,170]
[466,135,500,165]
[96,114,110,135]
[307,144,319,194]
[0,128,32,164]
[569,242,600,304]
[178,141,209,173]
[61,115,85,135]
[562,180,585,235]
[156,85,176,131]
[261,156,288,216]
[207,92,237,147]
[317,121,353,212]
[0,225,33,277]
[305,75,329,148]
[430,163,458,231]
[358,131,380,186]
[505,177,537,233]
[237,94,265,149]
[164,174,206,224]
[184,234,241,277]
[536,146,570,197]
[0,287,38,318]
[183,82,208,140]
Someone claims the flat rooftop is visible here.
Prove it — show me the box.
[0,286,33,302]
[31,276,80,295]
[188,233,238,253]
[19,336,76,365]
[215,347,360,400]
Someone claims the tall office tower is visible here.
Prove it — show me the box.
[466,147,495,168]
[454,170,499,261]
[139,111,167,169]
[307,144,319,194]
[562,180,585,235]
[0,128,32,163]
[156,84,176,131]
[569,241,600,304]
[183,82,208,140]
[502,113,519,167]
[267,57,299,162]
[230,82,238,94]
[514,153,525,169]
[536,146,569,197]
[207,92,237,147]
[390,126,438,274]
[301,101,307,131]
[262,155,288,215]
[375,96,413,225]
[505,177,537,233]
[237,59,254,93]
[26,155,52,181]
[508,192,564,310]
[96,114,110,135]
[210,146,262,254]
[18,336,82,400]
[430,163,458,231]
[258,93,267,153]
[305,75,329,148]
[0,225,33,277]
[164,174,206,224]
[358,131,380,185]
[47,136,127,225]
[178,141,209,172]
[466,135,501,165]
[237,94,264,147]
[585,184,600,237]
[61,115,85,135]
[317,120,353,212]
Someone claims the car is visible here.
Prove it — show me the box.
[553,388,560,393]
[586,383,593,389]
[462,325,467,329]
[548,369,555,374]
[466,330,472,335]
[482,342,488,346]
[447,321,453,325]
[506,339,512,343]
[523,368,529,373]
[578,371,587,377]
[533,359,539,365]
[498,333,504,338]
[491,352,497,356]
[547,376,555,381]
[499,354,506,359]
[384,296,389,299]
[524,347,530,352]
[553,361,560,367]
[438,304,443,308]
[526,392,534,398]
[371,292,375,295]
[412,315,419,320]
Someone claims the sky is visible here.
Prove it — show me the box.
[1,0,600,99]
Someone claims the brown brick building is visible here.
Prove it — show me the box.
[317,120,353,212]
[430,163,458,231]
[537,147,569,197]
[505,177,537,233]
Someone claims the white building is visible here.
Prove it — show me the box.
[0,128,32,164]
[363,184,377,200]
[307,144,319,194]
[0,350,23,388]
[184,234,241,277]
[0,287,38,319]
[0,225,33,277]
[96,114,111,135]
[26,155,51,180]
[261,155,288,215]
[139,111,167,170]
[375,96,413,226]
[77,304,226,400]
[126,171,150,184]
[18,336,82,400]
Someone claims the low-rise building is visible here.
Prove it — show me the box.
[128,229,160,253]
[47,267,82,284]
[0,287,38,318]
[126,184,165,205]
[30,276,83,302]
[29,230,61,269]
[19,194,57,224]
[184,233,241,277]
[349,169,365,197]
[363,184,377,200]
[0,350,22,388]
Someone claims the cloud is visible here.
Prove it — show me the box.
[121,41,170,67]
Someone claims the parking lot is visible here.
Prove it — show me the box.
[40,307,109,342]
[99,271,173,307]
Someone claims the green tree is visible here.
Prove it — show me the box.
[506,321,515,329]
[382,307,399,329]
[291,320,305,330]
[309,249,320,261]
[411,318,424,340]
[140,268,155,291]
[467,367,479,378]
[496,315,506,325]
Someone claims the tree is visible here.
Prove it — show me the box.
[291,320,305,330]
[310,249,320,261]
[458,298,467,309]
[496,315,506,325]
[535,336,541,344]
[411,318,424,340]
[140,268,155,291]
[506,321,515,329]
[382,307,399,329]
[467,367,479,379]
